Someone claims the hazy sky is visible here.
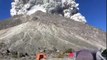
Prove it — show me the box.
[0,0,106,32]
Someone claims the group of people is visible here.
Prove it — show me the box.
[36,49,107,60]
[69,49,107,60]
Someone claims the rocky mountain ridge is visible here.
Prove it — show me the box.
[0,12,106,57]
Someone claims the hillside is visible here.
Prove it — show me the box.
[0,11,106,60]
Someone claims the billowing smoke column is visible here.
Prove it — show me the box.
[10,0,87,23]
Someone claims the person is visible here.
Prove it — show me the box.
[76,49,94,60]
[96,49,106,60]
[101,49,107,59]
[68,52,75,58]
[36,50,47,60]
[68,52,76,60]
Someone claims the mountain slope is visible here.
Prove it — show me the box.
[0,11,106,58]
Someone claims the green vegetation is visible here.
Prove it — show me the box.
[57,48,74,58]
[64,48,74,53]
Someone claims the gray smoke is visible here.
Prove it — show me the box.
[10,0,87,23]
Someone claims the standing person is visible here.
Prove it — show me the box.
[101,49,107,59]
[96,49,106,60]
[68,52,76,60]
[68,52,75,58]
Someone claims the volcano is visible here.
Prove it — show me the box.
[0,11,106,60]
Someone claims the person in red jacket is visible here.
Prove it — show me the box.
[69,52,75,58]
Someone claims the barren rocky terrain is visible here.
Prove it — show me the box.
[0,11,106,60]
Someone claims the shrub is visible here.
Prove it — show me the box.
[64,48,74,53]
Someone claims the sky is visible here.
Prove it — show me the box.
[0,0,106,32]
[76,0,106,32]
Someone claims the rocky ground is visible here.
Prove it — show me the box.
[0,11,106,60]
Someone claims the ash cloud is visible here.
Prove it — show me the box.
[10,0,87,23]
